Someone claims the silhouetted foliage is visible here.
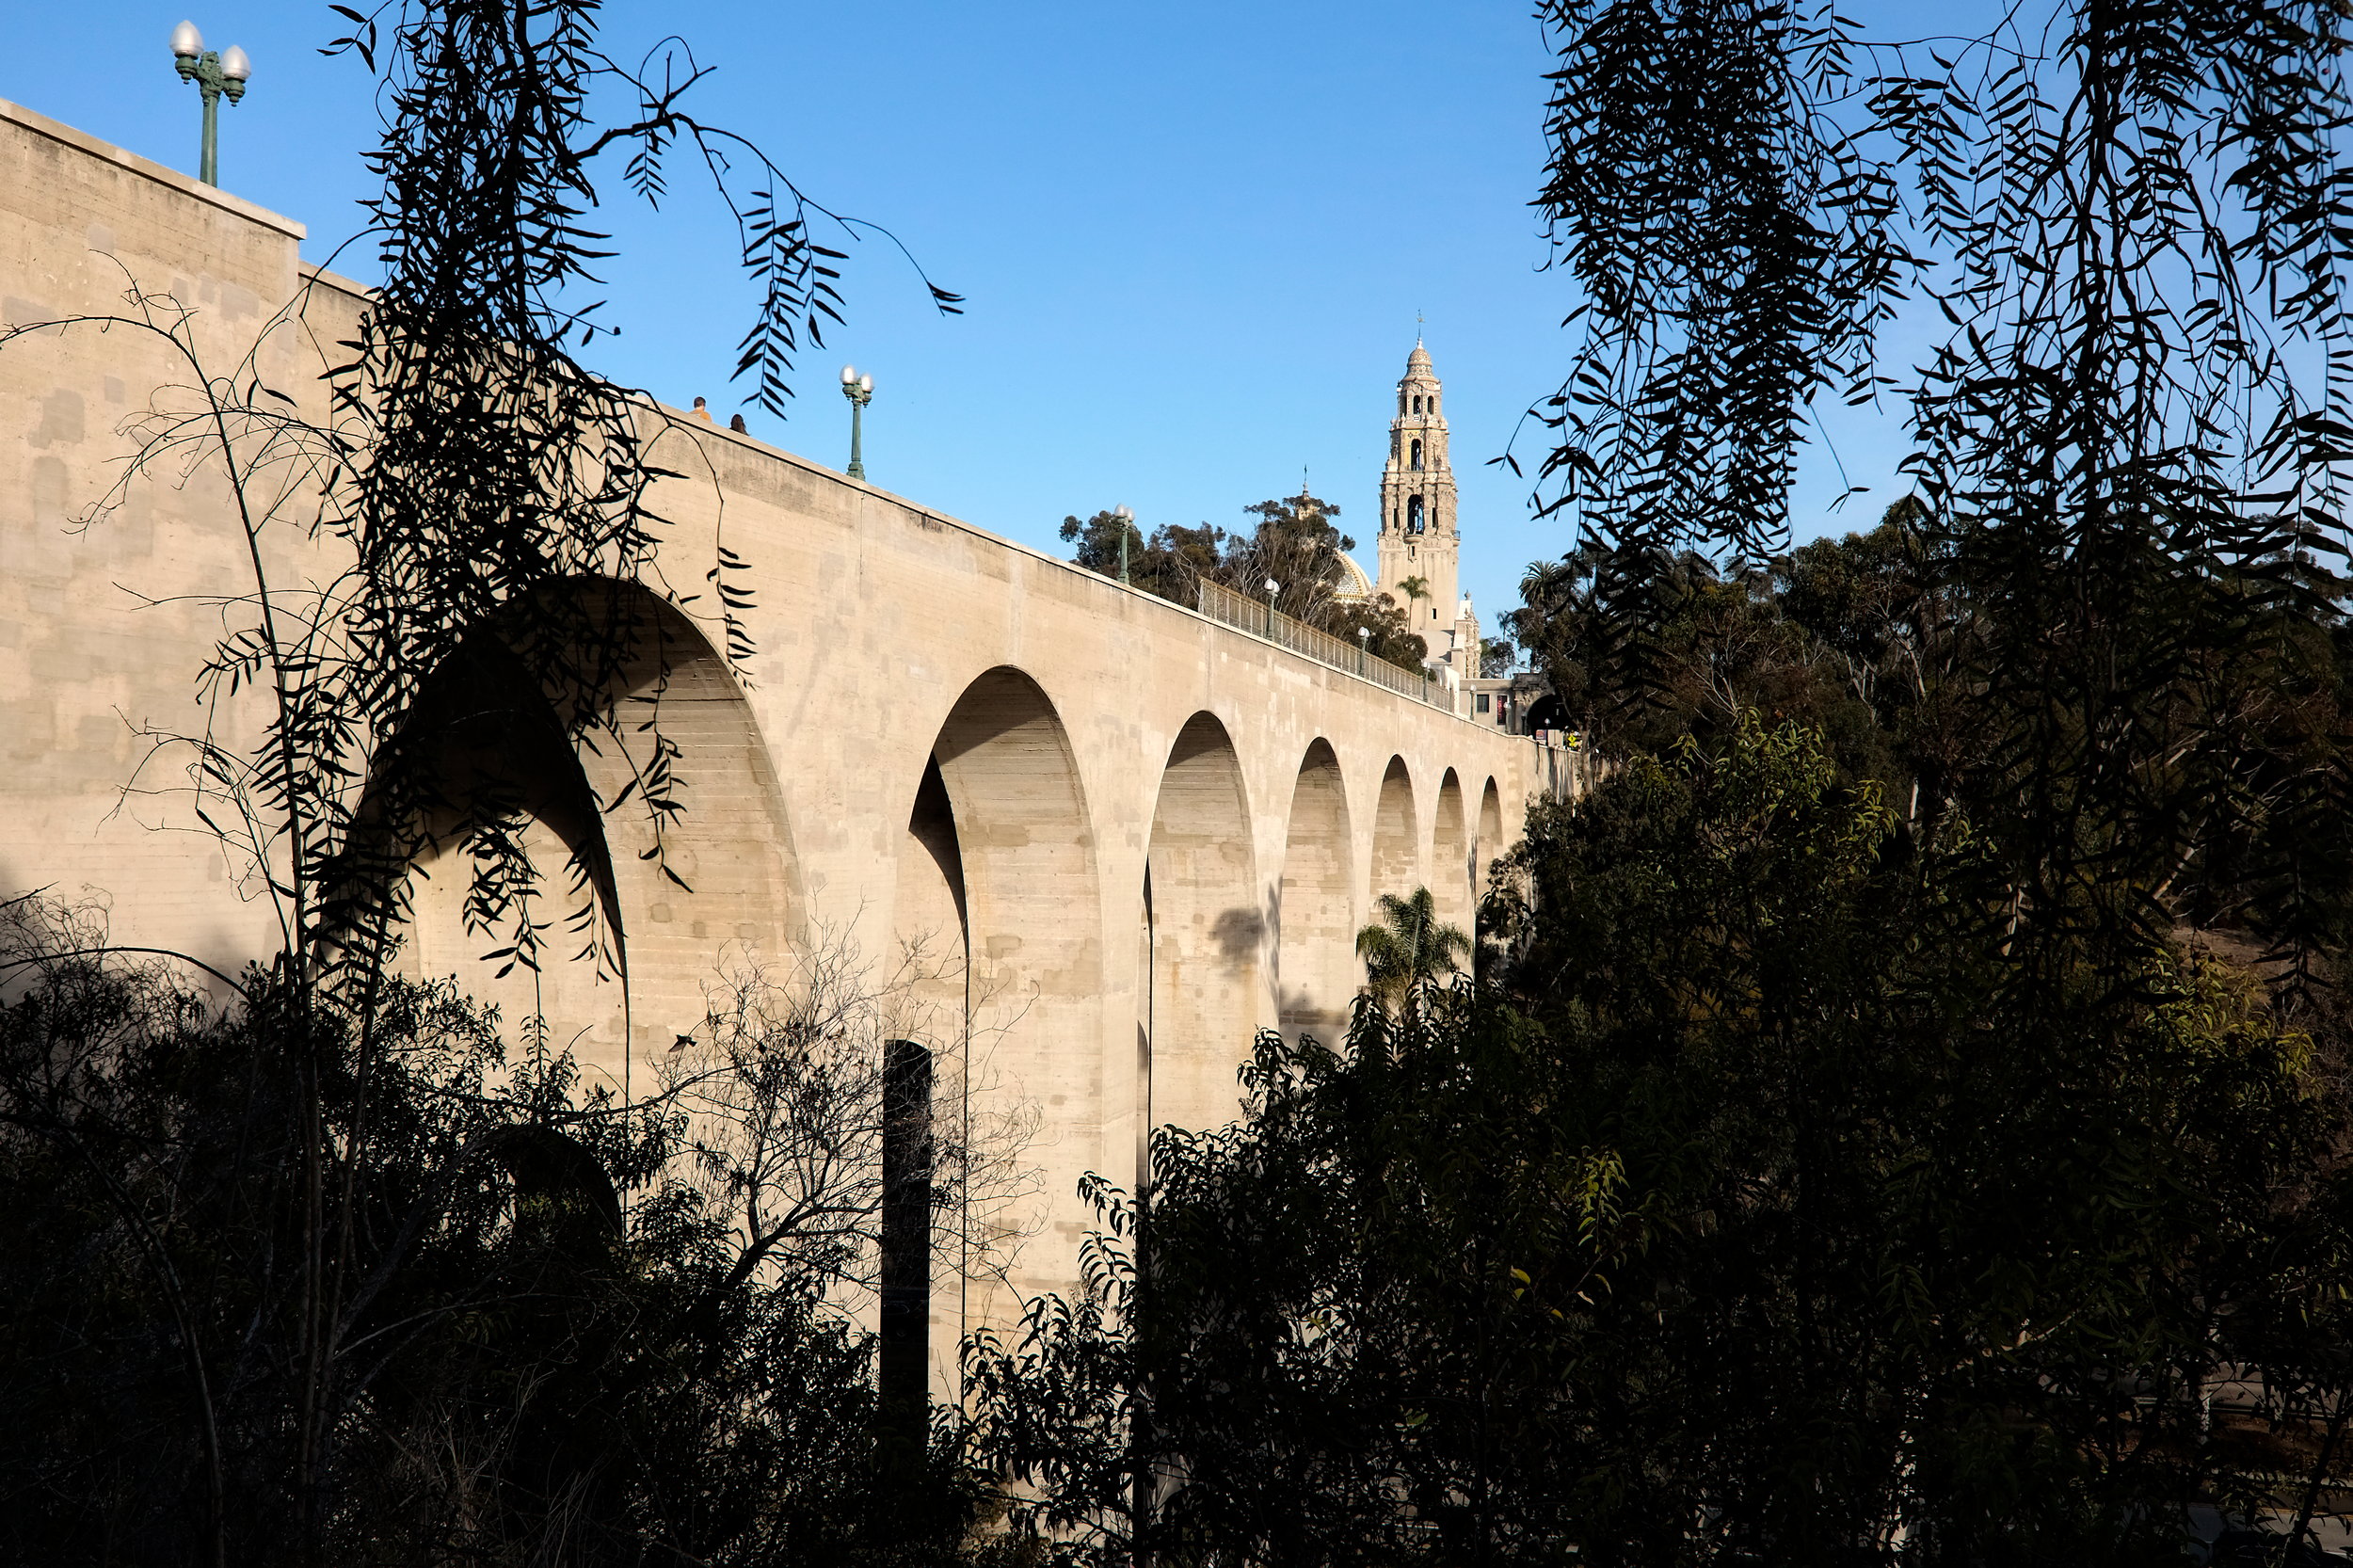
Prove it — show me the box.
[968,719,2353,1566]
[1516,0,2353,992]
[0,900,980,1566]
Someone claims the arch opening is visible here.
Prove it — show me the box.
[895,755,970,1039]
[1275,741,1354,1047]
[1370,756,1419,907]
[923,666,1103,1313]
[1143,713,1259,1133]
[393,639,626,1075]
[1477,778,1505,900]
[386,580,800,1095]
[1433,770,1470,936]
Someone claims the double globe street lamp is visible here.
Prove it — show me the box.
[168,22,251,188]
[1112,504,1135,584]
[839,365,874,480]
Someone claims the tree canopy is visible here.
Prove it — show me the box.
[1061,492,1429,666]
[968,717,2353,1566]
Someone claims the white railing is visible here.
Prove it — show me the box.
[1196,580,1446,708]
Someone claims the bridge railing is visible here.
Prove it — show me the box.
[1196,580,1447,708]
[1529,737,1603,802]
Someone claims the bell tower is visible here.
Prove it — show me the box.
[1376,340,1461,662]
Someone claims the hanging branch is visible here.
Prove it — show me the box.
[1521,0,2353,984]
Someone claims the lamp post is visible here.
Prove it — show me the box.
[1263,577,1280,638]
[169,23,250,187]
[1113,504,1134,584]
[839,365,873,480]
[1356,623,1371,676]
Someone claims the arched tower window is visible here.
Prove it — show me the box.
[1408,494,1425,534]
[1410,439,1423,472]
[1411,394,1421,414]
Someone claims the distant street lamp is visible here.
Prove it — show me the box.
[1264,576,1280,638]
[169,22,250,188]
[839,365,873,480]
[1356,623,1371,676]
[1113,504,1134,584]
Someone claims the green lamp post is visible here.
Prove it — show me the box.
[839,364,873,480]
[1113,504,1134,584]
[169,22,250,187]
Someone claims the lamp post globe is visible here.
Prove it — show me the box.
[169,21,249,187]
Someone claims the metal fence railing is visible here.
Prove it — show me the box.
[1196,580,1446,709]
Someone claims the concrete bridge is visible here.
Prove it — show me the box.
[0,100,1542,1387]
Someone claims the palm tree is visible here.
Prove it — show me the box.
[1354,887,1471,1014]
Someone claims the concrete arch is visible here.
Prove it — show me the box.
[924,666,1101,1016]
[1478,777,1505,898]
[391,636,629,1075]
[895,756,970,1047]
[1432,769,1470,934]
[569,584,803,1069]
[923,665,1103,1295]
[1144,712,1260,1132]
[1276,740,1354,1045]
[390,580,801,1092]
[1370,755,1419,905]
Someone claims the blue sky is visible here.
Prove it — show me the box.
[8,2,1917,635]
